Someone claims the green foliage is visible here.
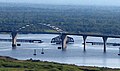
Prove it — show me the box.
[1,4,120,35]
[48,68,60,71]
[0,57,119,71]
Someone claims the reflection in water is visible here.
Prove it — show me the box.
[0,34,120,68]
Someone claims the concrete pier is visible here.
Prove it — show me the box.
[83,35,87,52]
[102,36,108,53]
[11,32,17,49]
[61,34,67,51]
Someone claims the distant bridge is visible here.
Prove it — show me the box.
[0,38,43,43]
[86,41,120,46]
[1,23,120,53]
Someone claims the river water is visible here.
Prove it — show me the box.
[0,34,120,68]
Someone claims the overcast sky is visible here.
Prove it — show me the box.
[1,0,120,6]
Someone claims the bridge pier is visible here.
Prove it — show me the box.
[61,34,67,51]
[102,36,108,53]
[11,32,17,49]
[83,35,87,52]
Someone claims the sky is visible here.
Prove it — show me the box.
[1,0,120,6]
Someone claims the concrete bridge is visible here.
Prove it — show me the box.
[1,30,120,53]
[1,23,120,53]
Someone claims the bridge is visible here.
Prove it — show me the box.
[1,23,120,53]
[0,38,43,43]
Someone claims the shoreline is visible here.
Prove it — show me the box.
[0,55,119,71]
[9,56,120,69]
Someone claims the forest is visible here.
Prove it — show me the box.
[0,3,120,35]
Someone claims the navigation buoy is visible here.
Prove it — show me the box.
[118,48,120,56]
[41,48,44,54]
[33,49,37,55]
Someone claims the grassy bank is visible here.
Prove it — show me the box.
[0,56,119,71]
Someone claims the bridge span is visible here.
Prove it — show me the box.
[1,31,120,53]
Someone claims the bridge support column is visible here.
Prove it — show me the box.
[83,35,87,52]
[11,32,17,49]
[61,34,67,51]
[102,37,108,53]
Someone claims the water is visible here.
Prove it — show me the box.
[0,34,120,68]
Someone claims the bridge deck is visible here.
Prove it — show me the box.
[0,31,120,38]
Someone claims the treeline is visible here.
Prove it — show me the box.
[0,3,120,35]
